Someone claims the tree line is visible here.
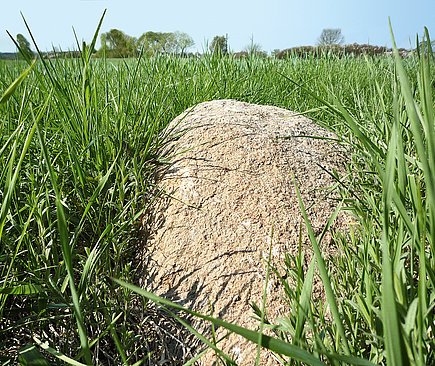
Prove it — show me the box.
[5,30,233,59]
[98,29,195,58]
[97,30,235,58]
[2,28,412,60]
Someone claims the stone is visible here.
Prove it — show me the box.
[142,99,348,365]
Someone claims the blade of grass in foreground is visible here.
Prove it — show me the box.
[18,344,50,366]
[112,278,325,366]
[255,230,274,365]
[294,182,351,356]
[32,336,88,366]
[166,308,236,365]
[0,85,49,248]
[295,256,315,342]
[36,115,92,365]
[114,278,377,365]
[0,59,36,104]
[0,121,36,239]
[0,84,48,242]
[380,117,408,366]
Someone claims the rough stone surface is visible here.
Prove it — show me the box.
[142,99,348,365]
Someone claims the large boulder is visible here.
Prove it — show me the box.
[142,99,348,365]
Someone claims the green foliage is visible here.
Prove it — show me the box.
[16,34,34,61]
[173,31,195,55]
[136,31,195,56]
[210,35,228,55]
[0,59,35,104]
[98,28,137,58]
[276,43,410,59]
[17,345,50,365]
[137,31,176,55]
[97,29,195,58]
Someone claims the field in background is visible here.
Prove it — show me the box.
[0,46,434,365]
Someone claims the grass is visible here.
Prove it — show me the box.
[0,21,434,365]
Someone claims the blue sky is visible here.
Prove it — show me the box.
[0,0,434,53]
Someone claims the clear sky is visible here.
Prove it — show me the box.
[0,0,434,53]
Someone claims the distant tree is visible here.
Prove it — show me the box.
[173,31,195,55]
[417,38,435,53]
[137,31,177,55]
[97,29,195,58]
[243,42,268,58]
[209,35,228,55]
[243,40,263,55]
[99,29,136,58]
[317,28,344,46]
[272,49,281,58]
[138,31,158,55]
[16,34,34,60]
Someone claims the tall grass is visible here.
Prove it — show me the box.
[0,23,433,365]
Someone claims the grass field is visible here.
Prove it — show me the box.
[0,29,434,365]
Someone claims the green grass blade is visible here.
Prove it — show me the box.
[0,119,37,239]
[112,278,326,366]
[0,59,36,104]
[324,353,377,366]
[167,309,236,365]
[255,230,274,365]
[32,336,88,366]
[279,71,382,158]
[379,90,409,365]
[294,257,315,341]
[334,100,384,159]
[36,121,92,364]
[18,345,50,366]
[390,20,435,211]
[87,10,107,63]
[294,182,351,355]
[0,283,43,295]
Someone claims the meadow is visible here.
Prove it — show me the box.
[0,29,434,365]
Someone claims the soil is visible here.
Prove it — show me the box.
[141,99,349,365]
